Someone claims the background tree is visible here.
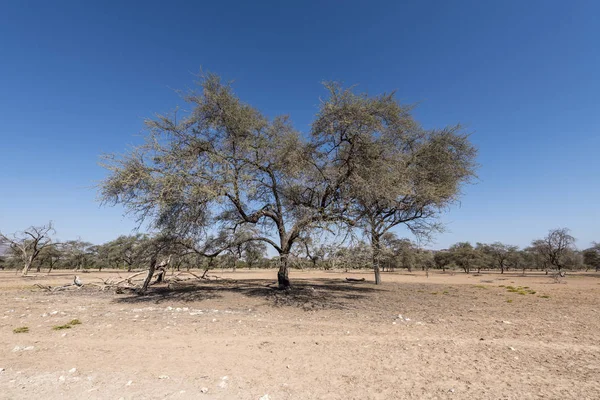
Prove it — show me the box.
[531,228,577,272]
[243,240,267,269]
[98,234,147,271]
[448,242,479,274]
[583,242,600,271]
[62,240,95,271]
[433,251,453,272]
[479,242,519,274]
[37,244,63,273]
[0,222,57,276]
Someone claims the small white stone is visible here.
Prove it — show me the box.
[158,375,169,379]
[0,368,5,373]
[218,376,228,388]
[212,318,217,322]
[62,333,67,337]
[200,387,209,393]
[58,375,66,382]
[23,346,34,351]
[12,346,21,352]
[509,346,516,351]
[69,368,77,374]
[259,395,271,400]
[126,380,133,386]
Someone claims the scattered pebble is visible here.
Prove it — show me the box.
[449,388,455,393]
[509,346,516,351]
[259,395,271,400]
[12,345,35,352]
[200,387,209,393]
[218,376,228,388]
[58,376,66,382]
[126,380,133,386]
[69,368,77,374]
[158,375,170,379]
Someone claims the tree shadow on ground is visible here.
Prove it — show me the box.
[113,278,381,310]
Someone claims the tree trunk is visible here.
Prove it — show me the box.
[500,265,504,274]
[141,258,157,293]
[36,265,41,273]
[22,256,34,276]
[372,234,382,285]
[277,253,290,289]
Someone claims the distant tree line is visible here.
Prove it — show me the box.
[1,224,598,276]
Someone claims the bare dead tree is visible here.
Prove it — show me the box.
[0,222,57,276]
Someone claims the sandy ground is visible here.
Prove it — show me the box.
[1,268,599,400]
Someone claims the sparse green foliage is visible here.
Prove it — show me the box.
[13,326,29,333]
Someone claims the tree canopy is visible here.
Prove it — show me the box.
[100,73,478,287]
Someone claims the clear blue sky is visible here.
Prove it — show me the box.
[0,0,598,250]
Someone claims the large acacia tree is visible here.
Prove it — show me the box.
[101,74,352,288]
[313,85,477,283]
[100,74,477,287]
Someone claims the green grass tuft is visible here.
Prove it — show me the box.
[539,295,550,299]
[53,318,82,331]
[13,326,29,334]
[506,299,513,303]
[52,324,72,331]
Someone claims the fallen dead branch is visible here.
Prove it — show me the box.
[346,277,366,282]
[34,283,78,292]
